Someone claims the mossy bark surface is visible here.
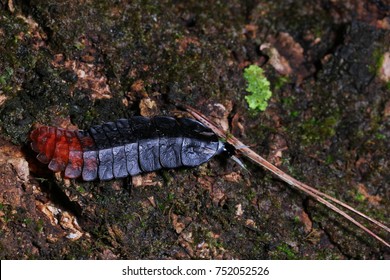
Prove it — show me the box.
[0,1,389,259]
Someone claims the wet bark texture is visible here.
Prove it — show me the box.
[0,0,389,259]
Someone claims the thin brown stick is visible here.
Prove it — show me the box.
[184,105,390,248]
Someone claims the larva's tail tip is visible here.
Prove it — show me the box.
[29,127,43,142]
[29,124,46,142]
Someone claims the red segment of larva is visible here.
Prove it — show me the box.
[30,127,41,153]
[30,127,82,177]
[30,126,57,164]
[47,128,70,172]
[64,130,84,178]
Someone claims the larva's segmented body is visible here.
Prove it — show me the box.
[30,116,227,181]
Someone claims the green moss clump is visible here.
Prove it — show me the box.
[370,48,385,76]
[354,192,365,203]
[243,65,272,111]
[275,243,297,259]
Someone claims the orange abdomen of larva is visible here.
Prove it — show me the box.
[30,126,93,179]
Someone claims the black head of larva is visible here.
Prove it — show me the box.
[216,142,236,158]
